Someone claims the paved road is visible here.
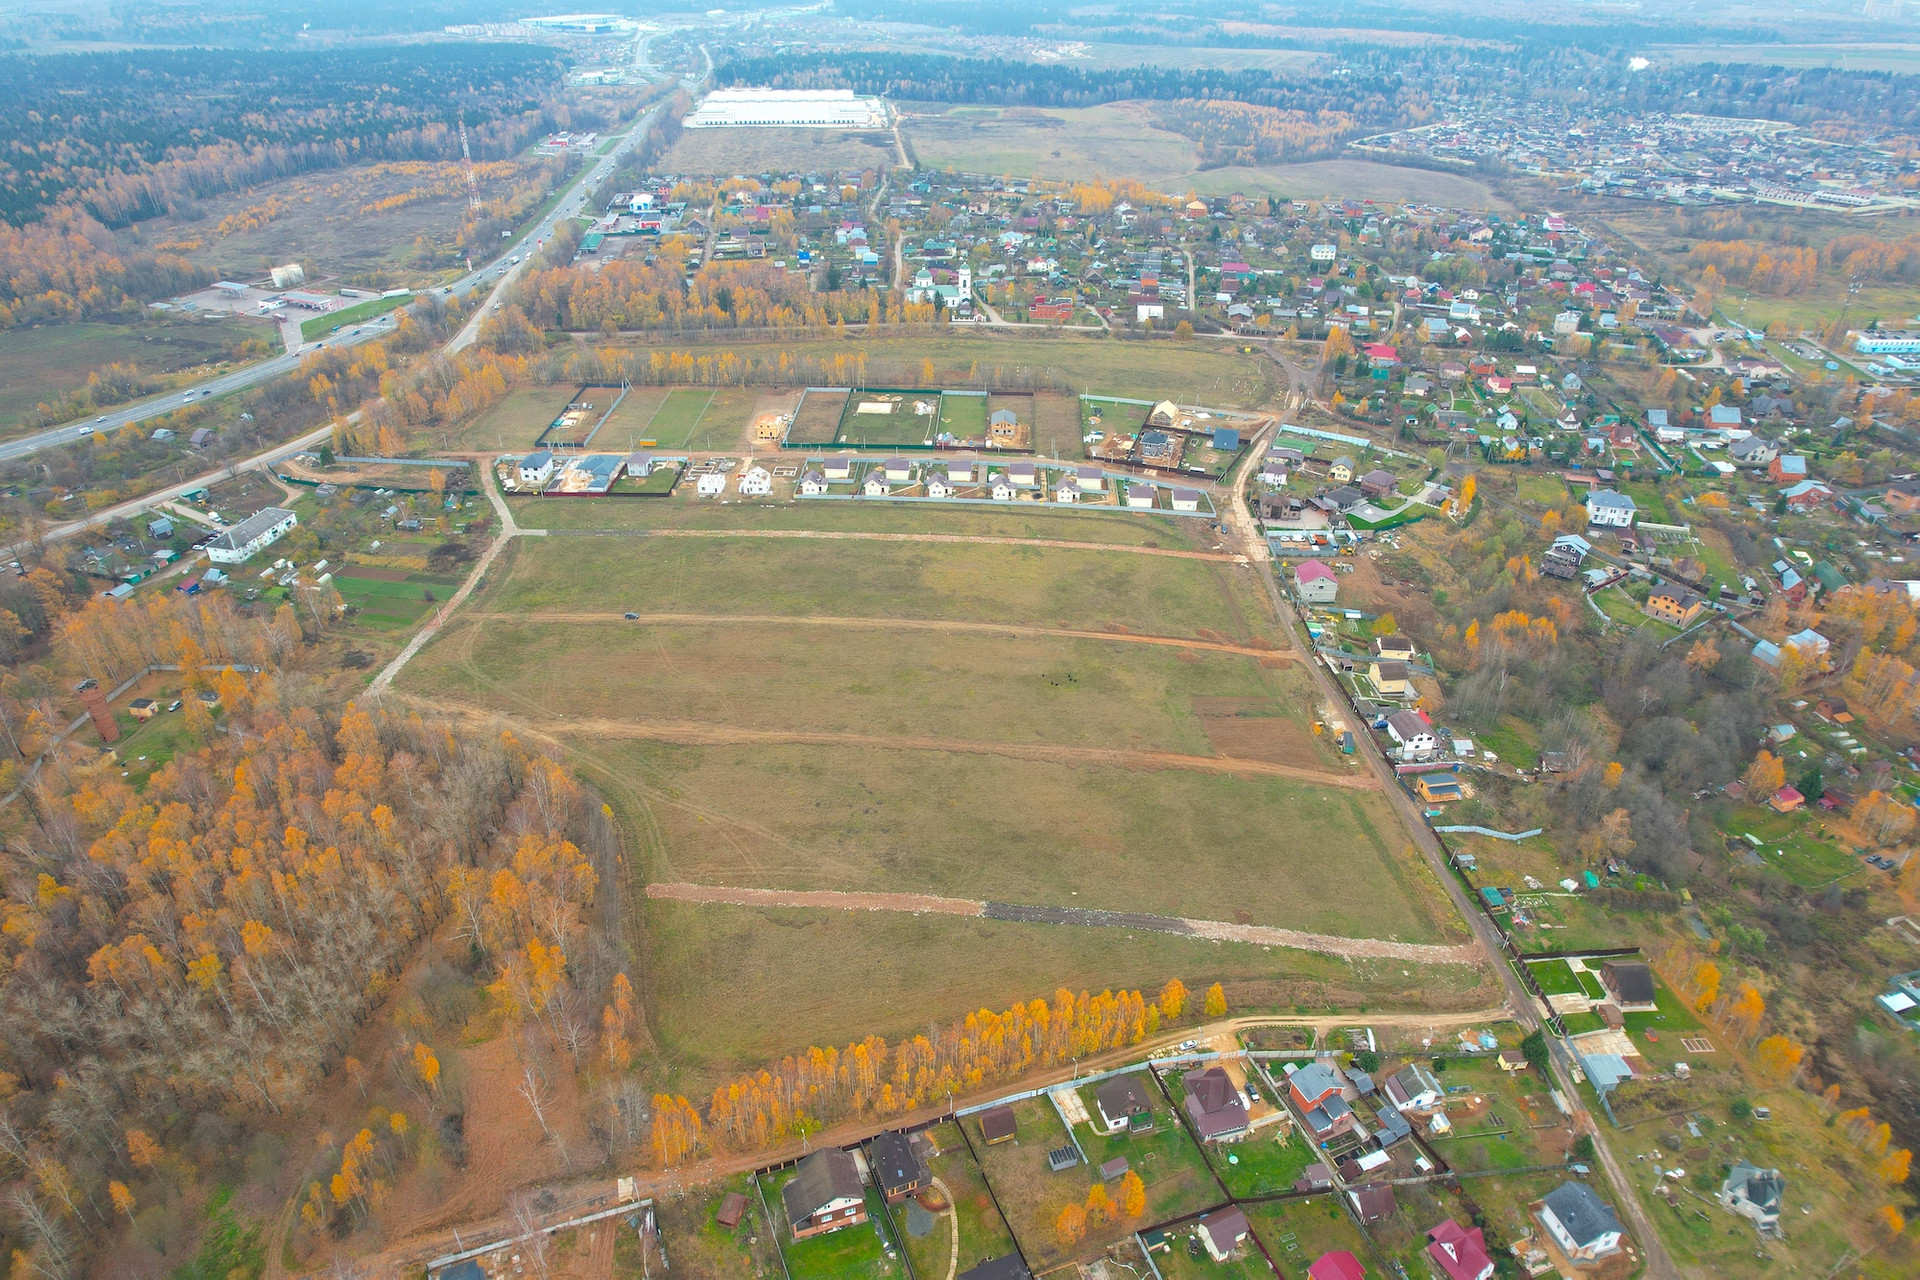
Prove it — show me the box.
[1224,343,1679,1278]
[13,97,670,466]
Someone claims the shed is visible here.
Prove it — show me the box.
[979,1105,1017,1145]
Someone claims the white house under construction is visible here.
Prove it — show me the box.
[685,88,891,130]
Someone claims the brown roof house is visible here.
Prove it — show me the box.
[1095,1074,1155,1133]
[1182,1066,1249,1143]
[1349,1183,1398,1223]
[781,1148,866,1240]
[868,1131,928,1203]
[1642,583,1705,628]
[1198,1206,1251,1261]
[978,1105,1017,1145]
[1599,961,1658,1013]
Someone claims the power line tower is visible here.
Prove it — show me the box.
[459,120,481,217]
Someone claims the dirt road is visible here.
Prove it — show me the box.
[551,526,1247,563]
[466,713,1379,789]
[646,882,1480,964]
[460,610,1291,659]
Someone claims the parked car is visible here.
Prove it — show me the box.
[167,700,182,712]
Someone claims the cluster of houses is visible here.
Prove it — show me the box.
[774,455,1209,513]
[510,450,679,496]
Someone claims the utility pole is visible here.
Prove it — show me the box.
[460,120,481,217]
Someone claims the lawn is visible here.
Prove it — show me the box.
[1152,1225,1274,1278]
[1241,1197,1368,1276]
[649,1173,786,1279]
[113,695,201,789]
[333,568,463,632]
[478,533,1264,639]
[1207,1123,1315,1199]
[905,1122,1018,1280]
[770,1181,904,1280]
[970,1097,1116,1269]
[1070,1076,1221,1222]
[1526,958,1582,996]
[447,385,579,451]
[301,293,411,341]
[837,389,945,448]
[938,391,989,438]
[1724,805,1861,887]
[644,389,719,448]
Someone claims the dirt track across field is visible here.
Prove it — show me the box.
[646,881,1482,964]
[497,715,1377,788]
[546,526,1248,563]
[461,610,1292,659]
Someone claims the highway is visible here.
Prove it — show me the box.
[23,96,675,552]
[9,94,672,466]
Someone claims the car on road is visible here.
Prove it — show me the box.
[624,612,639,620]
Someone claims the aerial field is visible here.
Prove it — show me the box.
[397,509,1476,1077]
[1187,159,1513,209]
[0,316,267,436]
[479,534,1265,637]
[659,125,898,176]
[906,102,1201,186]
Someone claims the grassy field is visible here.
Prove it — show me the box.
[766,1178,903,1279]
[902,1122,1018,1280]
[333,567,463,632]
[638,387,761,450]
[480,535,1265,637]
[506,492,1210,544]
[0,317,265,435]
[1243,1196,1368,1273]
[396,500,1477,1082]
[969,1097,1120,1269]
[937,392,989,438]
[836,390,946,447]
[1187,158,1511,208]
[650,1173,787,1278]
[908,103,1200,186]
[301,293,409,342]
[447,385,579,451]
[1206,1122,1315,1198]
[410,616,1293,754]
[1723,804,1861,887]
[587,334,1278,409]
[661,125,897,176]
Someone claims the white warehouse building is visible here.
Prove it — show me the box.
[204,507,298,565]
[685,88,891,130]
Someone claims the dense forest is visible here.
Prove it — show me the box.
[0,45,569,227]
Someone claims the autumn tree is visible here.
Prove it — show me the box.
[1743,751,1786,800]
[1055,1203,1087,1245]
[1085,1182,1113,1224]
[1119,1170,1147,1217]
[1160,979,1188,1021]
[1753,1035,1804,1084]
[1878,1148,1913,1185]
[1203,982,1227,1018]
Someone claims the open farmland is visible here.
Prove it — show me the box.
[0,316,267,436]
[394,509,1477,1078]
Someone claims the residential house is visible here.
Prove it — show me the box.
[1779,479,1834,509]
[204,508,297,565]
[1719,1161,1784,1234]
[1076,466,1105,493]
[1307,1252,1366,1280]
[863,473,892,497]
[1770,785,1805,814]
[1386,710,1438,759]
[1295,1163,1334,1194]
[1329,456,1355,483]
[978,1106,1017,1145]
[1414,772,1464,803]
[1294,559,1339,604]
[738,466,772,496]
[147,517,174,540]
[1709,404,1743,429]
[1767,454,1809,484]
[799,470,829,496]
[1599,961,1657,1012]
[1785,628,1831,661]
[1885,479,1920,513]
[1359,469,1397,499]
[1426,1219,1495,1280]
[869,1131,928,1203]
[928,476,957,499]
[1585,490,1636,529]
[1053,478,1081,503]
[1384,1062,1444,1112]
[1537,1181,1625,1261]
[1125,484,1156,510]
[1182,1066,1249,1142]
[1349,1183,1397,1223]
[1094,1075,1155,1133]
[824,455,856,481]
[1287,1061,1345,1112]
[990,476,1019,501]
[1372,634,1417,661]
[883,457,913,482]
[1198,1207,1250,1262]
[1643,584,1705,627]
[1172,488,1202,512]
[1729,435,1778,467]
[1368,660,1412,698]
[696,472,726,497]
[518,451,556,488]
[781,1148,866,1241]
[1497,1050,1529,1073]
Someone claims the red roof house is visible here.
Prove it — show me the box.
[1426,1219,1494,1280]
[1769,785,1805,814]
[1308,1251,1366,1280]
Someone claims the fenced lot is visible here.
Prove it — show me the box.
[938,390,990,438]
[837,388,945,447]
[904,1122,1019,1280]
[1070,1077,1220,1221]
[970,1097,1120,1269]
[788,387,851,445]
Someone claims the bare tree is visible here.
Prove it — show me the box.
[7,1187,75,1280]
[509,1191,553,1278]
[516,1047,571,1170]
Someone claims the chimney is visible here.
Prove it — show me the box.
[75,679,119,744]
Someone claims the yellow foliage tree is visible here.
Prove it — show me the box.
[1055,1203,1087,1245]
[1160,979,1188,1021]
[1878,1148,1912,1185]
[1753,1034,1803,1084]
[1119,1170,1147,1217]
[1877,1203,1905,1239]
[1743,751,1785,800]
[1203,983,1227,1018]
[1085,1182,1114,1224]
[109,1181,135,1219]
